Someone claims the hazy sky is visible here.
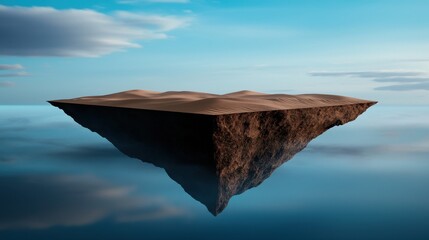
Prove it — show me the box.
[0,0,428,104]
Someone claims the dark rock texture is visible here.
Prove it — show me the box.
[212,104,374,213]
[50,99,375,215]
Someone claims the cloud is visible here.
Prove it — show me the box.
[0,64,23,70]
[0,174,184,229]
[0,72,28,77]
[0,64,26,79]
[375,82,429,91]
[116,11,190,31]
[0,81,15,87]
[309,70,429,91]
[372,77,429,91]
[0,5,190,57]
[372,77,429,83]
[309,71,424,78]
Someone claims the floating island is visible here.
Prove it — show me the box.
[50,90,376,215]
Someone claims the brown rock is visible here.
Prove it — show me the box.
[49,90,376,215]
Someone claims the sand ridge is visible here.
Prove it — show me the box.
[50,89,377,115]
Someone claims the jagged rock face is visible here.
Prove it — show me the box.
[212,103,375,214]
[50,98,375,216]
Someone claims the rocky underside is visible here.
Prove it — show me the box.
[50,99,375,215]
[212,103,374,213]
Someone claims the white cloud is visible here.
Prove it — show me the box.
[116,11,191,31]
[0,5,190,57]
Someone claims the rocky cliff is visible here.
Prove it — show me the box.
[50,90,376,215]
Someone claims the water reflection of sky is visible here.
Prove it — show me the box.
[1,105,428,239]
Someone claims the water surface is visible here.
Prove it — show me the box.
[1,105,428,239]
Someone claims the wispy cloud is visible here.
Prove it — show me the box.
[375,82,429,91]
[0,72,28,78]
[309,71,425,78]
[372,77,429,83]
[0,5,190,57]
[116,11,190,31]
[310,70,429,91]
[0,64,26,86]
[0,64,23,70]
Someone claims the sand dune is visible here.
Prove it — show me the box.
[50,90,376,115]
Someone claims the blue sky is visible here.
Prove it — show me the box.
[0,0,428,104]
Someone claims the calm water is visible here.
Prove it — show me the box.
[1,105,428,240]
